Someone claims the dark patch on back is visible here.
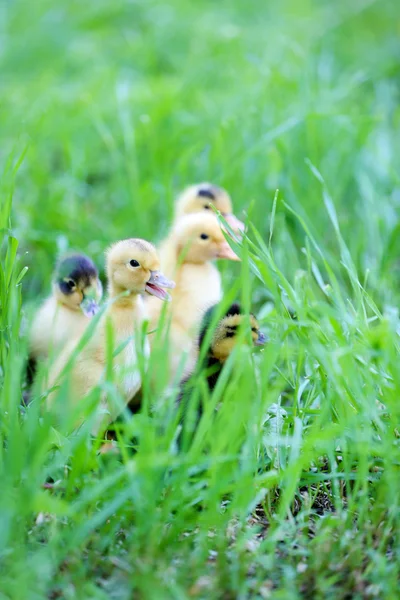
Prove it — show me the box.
[198,305,218,348]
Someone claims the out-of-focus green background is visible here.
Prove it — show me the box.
[2,0,400,304]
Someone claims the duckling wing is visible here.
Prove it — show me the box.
[114,335,150,403]
[30,296,56,359]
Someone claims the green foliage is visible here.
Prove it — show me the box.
[1,0,400,597]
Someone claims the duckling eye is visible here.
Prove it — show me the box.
[204,205,210,210]
[200,233,209,240]
[130,260,140,268]
[225,325,237,338]
[64,278,76,290]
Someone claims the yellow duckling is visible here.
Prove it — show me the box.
[174,182,245,232]
[177,302,266,448]
[179,302,266,397]
[29,254,103,363]
[147,212,239,380]
[48,239,174,428]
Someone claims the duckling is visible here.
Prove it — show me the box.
[147,212,240,380]
[174,182,245,232]
[29,254,103,363]
[178,302,266,407]
[47,239,175,429]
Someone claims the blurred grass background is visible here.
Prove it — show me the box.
[2,0,400,301]
[1,0,400,597]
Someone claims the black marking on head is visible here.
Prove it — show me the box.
[198,302,242,351]
[198,188,216,201]
[222,322,241,340]
[56,254,98,292]
[225,303,242,317]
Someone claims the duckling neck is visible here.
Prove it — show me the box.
[177,249,208,266]
[108,284,140,308]
[107,286,147,340]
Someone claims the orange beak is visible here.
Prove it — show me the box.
[223,213,246,233]
[216,241,240,261]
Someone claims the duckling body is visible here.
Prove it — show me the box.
[29,254,102,361]
[163,261,222,377]
[31,296,91,360]
[176,303,266,449]
[55,294,147,407]
[47,239,174,428]
[178,302,266,413]
[147,213,239,380]
[108,294,148,399]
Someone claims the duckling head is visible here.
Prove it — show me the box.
[173,213,240,264]
[200,303,267,363]
[175,182,245,233]
[53,254,103,316]
[106,238,175,301]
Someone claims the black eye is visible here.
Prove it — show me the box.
[204,205,210,210]
[60,278,76,295]
[200,233,209,240]
[130,260,140,267]
[66,279,76,289]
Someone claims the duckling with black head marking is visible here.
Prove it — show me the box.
[194,302,266,388]
[175,182,245,233]
[29,253,103,363]
[177,302,266,443]
[47,239,175,430]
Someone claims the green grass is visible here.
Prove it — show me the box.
[1,0,400,597]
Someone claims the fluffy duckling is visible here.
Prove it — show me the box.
[29,254,103,362]
[178,302,266,405]
[177,303,266,448]
[174,182,245,233]
[48,239,174,428]
[147,212,239,380]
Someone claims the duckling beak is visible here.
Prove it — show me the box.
[216,241,240,261]
[145,270,176,302]
[255,331,267,346]
[223,213,246,233]
[80,296,100,317]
